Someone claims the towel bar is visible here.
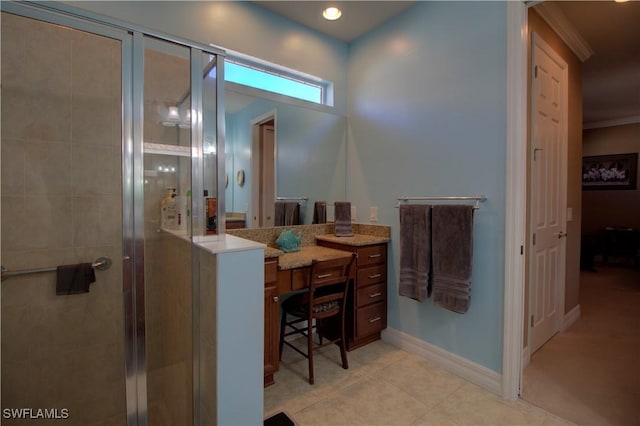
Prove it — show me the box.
[1,256,112,282]
[395,195,487,209]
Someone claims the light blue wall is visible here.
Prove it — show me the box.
[347,2,507,372]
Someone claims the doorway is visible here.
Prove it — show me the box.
[251,113,277,228]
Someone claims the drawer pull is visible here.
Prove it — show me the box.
[368,292,382,298]
[317,273,332,279]
[368,254,382,259]
[368,273,382,279]
[369,316,382,323]
[273,296,279,303]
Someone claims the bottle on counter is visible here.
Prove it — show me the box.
[161,187,178,229]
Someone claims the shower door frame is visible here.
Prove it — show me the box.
[1,2,226,425]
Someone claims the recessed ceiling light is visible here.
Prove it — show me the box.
[323,6,342,21]
[614,0,629,3]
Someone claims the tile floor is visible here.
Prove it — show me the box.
[265,339,573,425]
[522,266,640,426]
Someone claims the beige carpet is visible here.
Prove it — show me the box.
[522,265,640,426]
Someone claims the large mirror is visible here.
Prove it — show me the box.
[224,84,347,229]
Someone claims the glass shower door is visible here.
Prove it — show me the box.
[1,11,128,425]
[142,36,194,425]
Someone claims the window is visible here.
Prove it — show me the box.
[224,58,329,105]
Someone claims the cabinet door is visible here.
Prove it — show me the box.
[264,285,280,385]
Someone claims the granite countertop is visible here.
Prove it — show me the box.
[315,233,390,246]
[264,247,283,259]
[277,246,352,270]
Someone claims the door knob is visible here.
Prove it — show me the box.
[555,231,568,239]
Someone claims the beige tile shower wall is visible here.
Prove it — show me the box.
[145,234,193,426]
[198,247,217,426]
[1,13,126,425]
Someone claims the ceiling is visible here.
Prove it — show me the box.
[251,1,639,127]
[253,1,416,43]
[546,1,640,126]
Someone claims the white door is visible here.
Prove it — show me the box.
[529,33,568,354]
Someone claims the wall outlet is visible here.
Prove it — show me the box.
[370,206,378,222]
[351,206,357,221]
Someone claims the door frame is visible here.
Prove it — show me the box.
[526,31,569,360]
[250,110,278,228]
[502,1,529,401]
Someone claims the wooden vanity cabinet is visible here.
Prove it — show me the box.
[264,258,279,387]
[316,241,388,351]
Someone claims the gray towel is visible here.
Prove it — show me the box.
[431,205,474,313]
[312,201,327,224]
[275,201,300,226]
[399,205,432,302]
[334,201,353,237]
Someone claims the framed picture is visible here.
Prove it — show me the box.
[582,153,638,190]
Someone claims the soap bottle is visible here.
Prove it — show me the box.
[161,187,178,229]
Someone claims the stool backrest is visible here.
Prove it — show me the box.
[307,253,357,319]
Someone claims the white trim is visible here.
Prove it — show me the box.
[503,1,528,402]
[533,2,593,62]
[561,304,581,332]
[583,115,640,130]
[522,346,531,369]
[382,328,502,396]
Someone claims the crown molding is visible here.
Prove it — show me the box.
[534,2,594,62]
[583,115,640,130]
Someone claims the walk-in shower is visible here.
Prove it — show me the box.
[1,2,224,424]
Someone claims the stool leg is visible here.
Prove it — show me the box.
[339,313,348,370]
[308,318,315,385]
[279,310,287,361]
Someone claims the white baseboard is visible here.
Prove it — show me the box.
[561,304,581,331]
[382,327,502,396]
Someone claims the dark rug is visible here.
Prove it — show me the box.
[264,411,295,426]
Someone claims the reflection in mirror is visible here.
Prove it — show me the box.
[225,85,347,229]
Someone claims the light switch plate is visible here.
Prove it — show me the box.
[567,207,573,222]
[351,206,357,221]
[370,206,378,222]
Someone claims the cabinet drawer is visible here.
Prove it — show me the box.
[356,283,386,308]
[265,260,278,285]
[291,268,310,291]
[356,264,386,288]
[356,302,386,338]
[357,245,386,267]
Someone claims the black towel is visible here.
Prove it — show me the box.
[312,201,327,224]
[334,201,353,237]
[56,263,95,295]
[431,205,474,313]
[399,205,432,302]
